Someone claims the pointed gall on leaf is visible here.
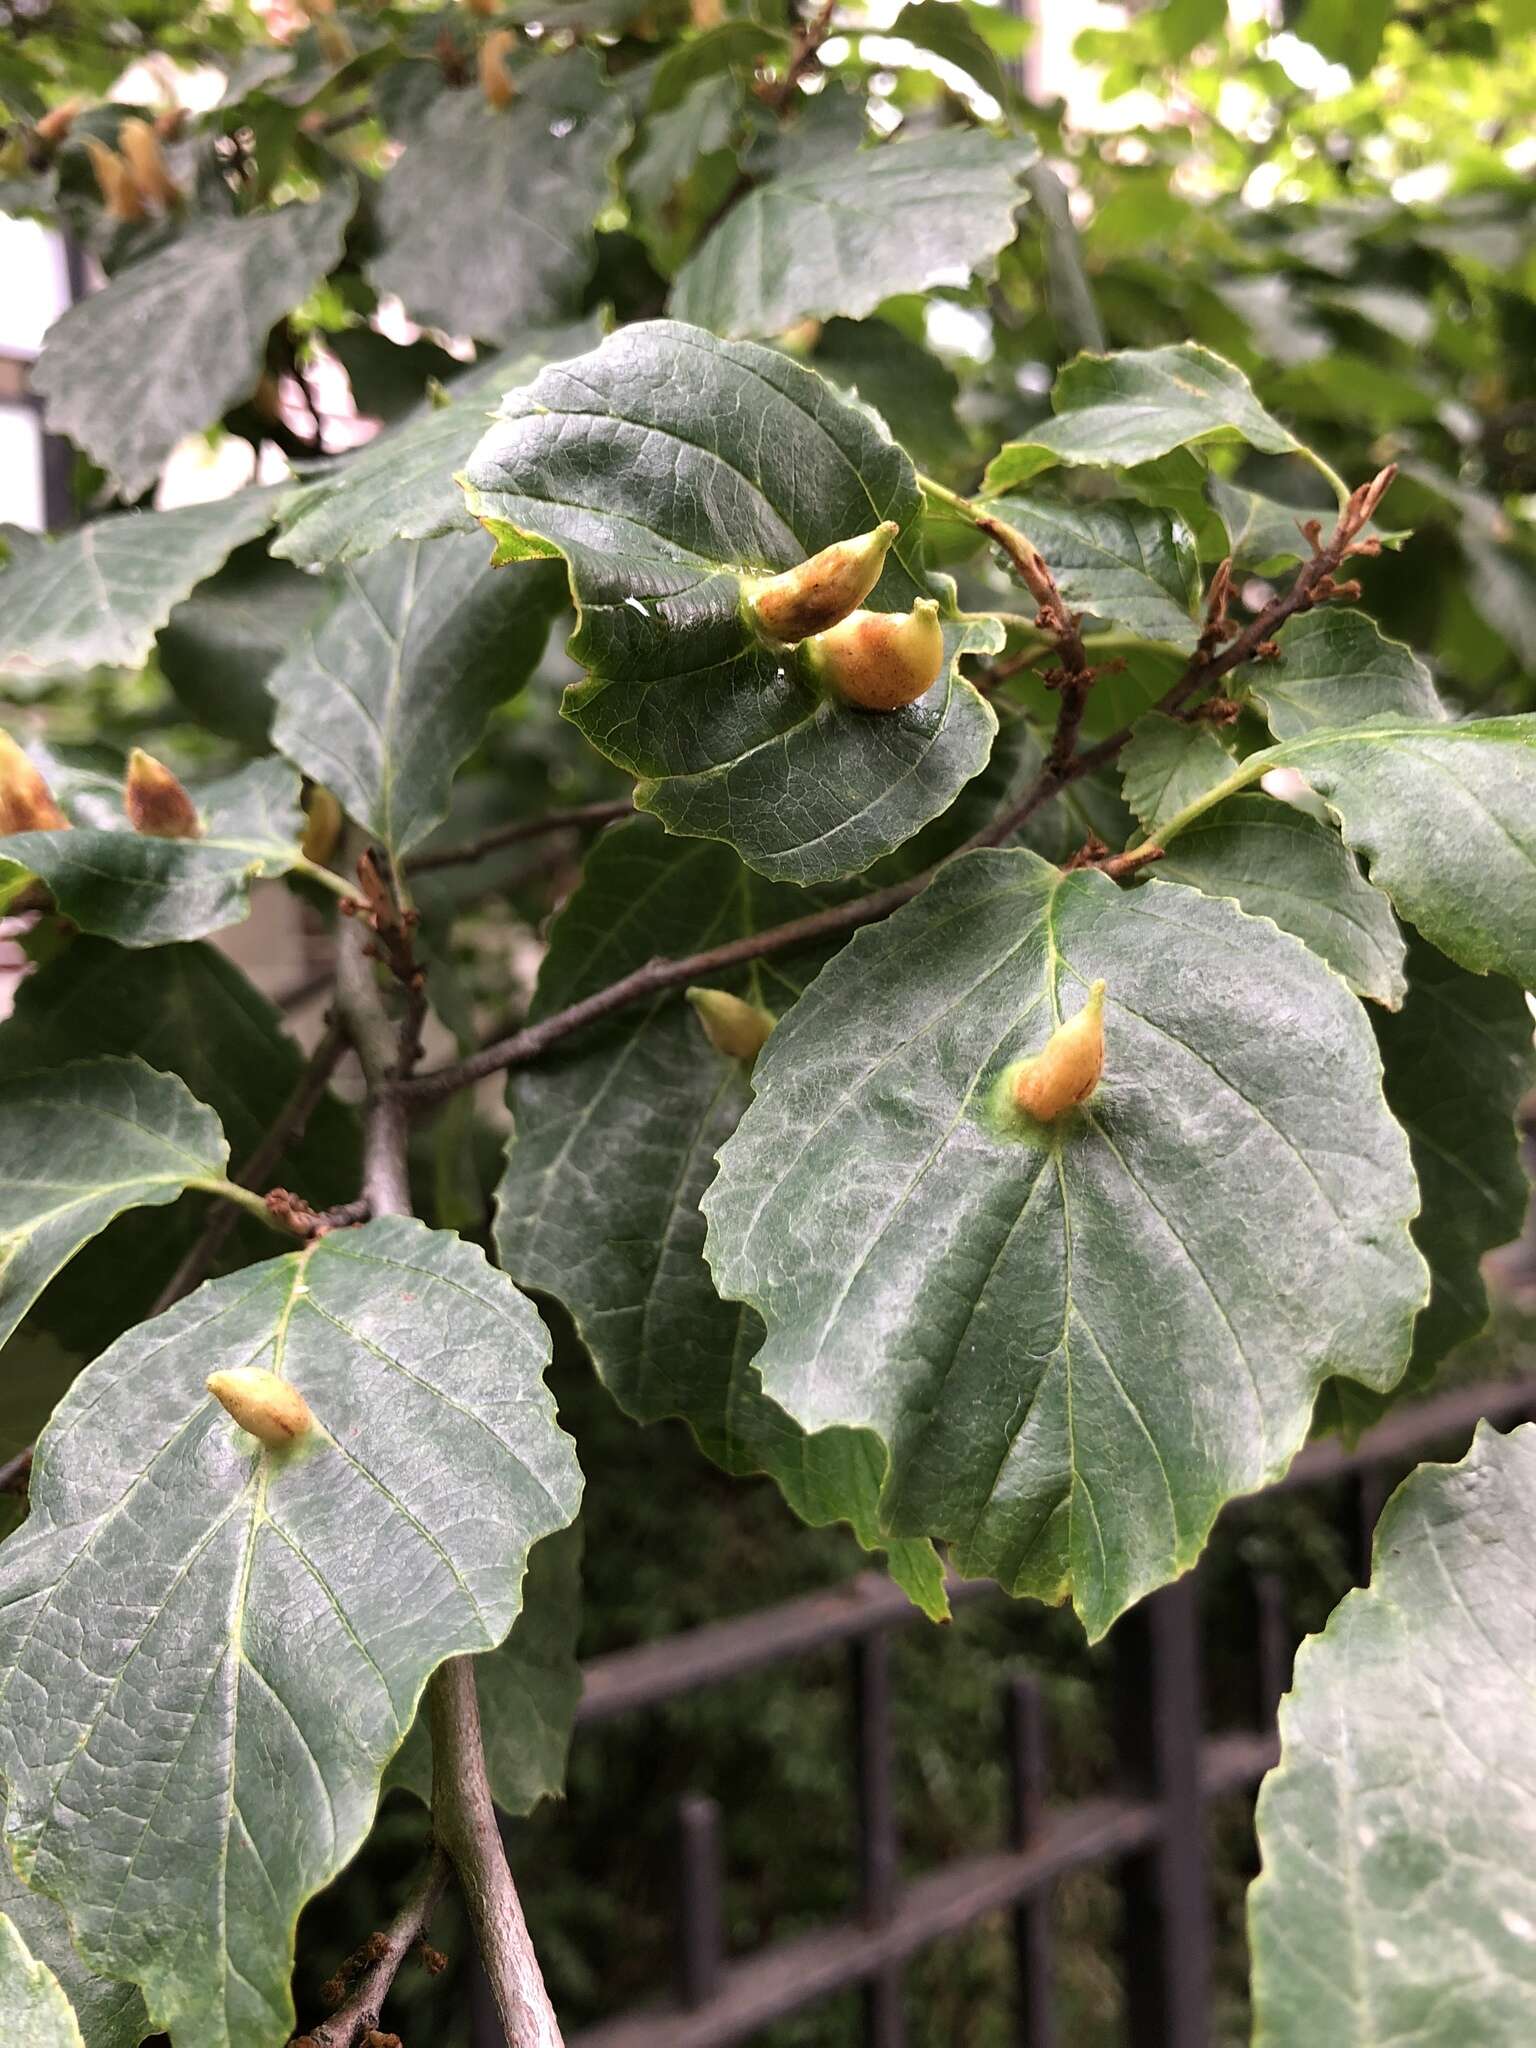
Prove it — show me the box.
[686,986,775,1063]
[301,784,344,864]
[124,748,202,839]
[84,138,144,222]
[0,730,68,835]
[1006,980,1106,1124]
[207,1368,314,1449]
[479,29,518,107]
[744,522,899,644]
[118,117,180,209]
[805,598,945,712]
[33,99,82,148]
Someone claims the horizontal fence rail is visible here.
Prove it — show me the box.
[550,1378,1536,2048]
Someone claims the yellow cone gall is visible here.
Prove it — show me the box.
[744,522,899,644]
[118,117,180,209]
[124,749,202,839]
[479,29,518,107]
[806,598,944,712]
[34,99,83,148]
[686,986,775,1063]
[207,1368,314,1448]
[1006,981,1106,1124]
[85,139,144,222]
[301,784,344,864]
[0,731,68,836]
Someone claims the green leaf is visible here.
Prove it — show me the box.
[647,21,788,111]
[989,497,1201,648]
[0,1056,228,1352]
[461,319,1002,885]
[811,317,964,475]
[1155,0,1226,60]
[1150,795,1407,1008]
[983,343,1305,496]
[671,131,1035,338]
[33,186,354,499]
[703,849,1427,1639]
[1120,712,1238,834]
[272,319,604,570]
[884,1,1015,107]
[0,1806,147,2048]
[0,757,310,946]
[267,536,567,861]
[0,1915,85,2048]
[1296,0,1389,75]
[1374,932,1533,1377]
[1243,610,1447,739]
[156,542,336,752]
[1250,1420,1536,2047]
[494,818,946,1612]
[368,51,630,344]
[1205,480,1404,573]
[0,493,277,688]
[387,1523,583,1816]
[0,1218,580,2048]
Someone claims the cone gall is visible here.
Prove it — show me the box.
[118,118,181,209]
[1005,981,1106,1123]
[124,749,202,839]
[479,29,518,107]
[805,599,944,711]
[745,522,898,644]
[85,139,143,222]
[686,986,775,1063]
[207,1368,314,1448]
[0,731,68,835]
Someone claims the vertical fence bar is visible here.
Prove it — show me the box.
[851,1632,905,2048]
[675,1794,725,2010]
[1111,1576,1211,2048]
[1005,1674,1055,2047]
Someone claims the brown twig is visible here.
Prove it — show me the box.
[973,510,1098,775]
[293,1848,451,2048]
[148,1018,351,1318]
[405,798,633,874]
[762,0,837,109]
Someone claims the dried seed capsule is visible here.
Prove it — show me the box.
[301,784,344,864]
[1003,981,1106,1124]
[124,748,202,839]
[686,986,775,1063]
[744,522,899,644]
[804,598,944,712]
[206,1368,314,1448]
[84,139,144,222]
[118,117,180,209]
[0,730,68,836]
[479,28,518,107]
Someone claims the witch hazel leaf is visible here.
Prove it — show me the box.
[460,319,1000,884]
[0,1217,580,2048]
[0,1915,86,2048]
[703,847,1427,1640]
[1120,712,1237,835]
[1242,609,1447,739]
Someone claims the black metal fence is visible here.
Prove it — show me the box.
[548,1377,1536,2048]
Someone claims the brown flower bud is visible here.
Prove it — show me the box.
[118,117,181,209]
[206,1368,314,1449]
[34,99,83,148]
[84,139,144,222]
[301,784,344,864]
[744,522,899,644]
[479,29,518,107]
[1001,981,1106,1125]
[686,986,775,1063]
[804,598,944,712]
[0,730,68,836]
[124,748,202,839]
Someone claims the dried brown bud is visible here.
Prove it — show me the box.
[206,1368,315,1448]
[479,28,518,107]
[118,117,181,209]
[34,98,83,148]
[124,748,202,839]
[1000,981,1106,1125]
[84,139,144,222]
[686,986,775,1063]
[804,598,944,712]
[745,522,899,645]
[301,784,344,864]
[0,731,68,836]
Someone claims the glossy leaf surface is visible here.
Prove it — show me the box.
[1244,609,1446,739]
[0,1915,85,2048]
[985,497,1202,648]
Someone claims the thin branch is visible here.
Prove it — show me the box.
[406,798,633,875]
[335,912,414,1222]
[148,1019,350,1318]
[295,1848,451,2048]
[430,1658,564,2048]
[762,0,837,109]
